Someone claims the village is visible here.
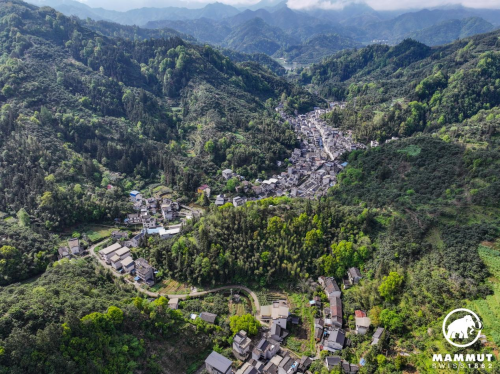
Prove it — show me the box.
[207,102,372,208]
[57,225,386,374]
[55,103,389,374]
[204,267,385,374]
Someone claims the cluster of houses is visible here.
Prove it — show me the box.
[58,238,84,260]
[202,267,386,374]
[276,105,365,198]
[98,242,155,286]
[123,191,184,242]
[207,331,313,374]
[203,103,391,206]
[310,267,383,373]
[126,191,182,228]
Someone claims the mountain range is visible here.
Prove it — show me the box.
[26,0,500,64]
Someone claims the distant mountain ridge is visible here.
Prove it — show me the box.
[26,0,500,64]
[404,17,495,46]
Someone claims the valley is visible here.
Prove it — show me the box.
[0,0,500,373]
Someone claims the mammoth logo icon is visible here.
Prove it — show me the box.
[442,308,483,348]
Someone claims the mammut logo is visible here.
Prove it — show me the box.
[443,308,482,348]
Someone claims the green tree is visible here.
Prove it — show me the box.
[378,272,404,301]
[16,208,30,227]
[225,178,237,192]
[229,314,260,336]
[0,246,23,285]
[380,309,404,332]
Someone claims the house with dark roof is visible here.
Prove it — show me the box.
[233,330,252,360]
[135,258,154,286]
[58,246,70,260]
[371,327,385,345]
[200,312,217,324]
[269,320,289,342]
[325,356,341,370]
[329,296,342,328]
[68,238,82,256]
[347,267,362,284]
[205,351,233,374]
[112,231,128,240]
[299,356,312,372]
[324,329,345,352]
[278,355,299,374]
[341,360,359,374]
[251,338,280,361]
[121,256,135,273]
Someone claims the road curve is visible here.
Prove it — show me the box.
[88,240,261,315]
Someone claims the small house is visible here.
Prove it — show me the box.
[269,320,289,342]
[325,357,341,370]
[121,256,135,273]
[115,246,131,260]
[168,298,179,310]
[159,227,181,239]
[112,231,128,240]
[205,351,233,374]
[68,238,82,255]
[342,361,359,374]
[100,243,122,263]
[251,338,280,361]
[299,356,312,372]
[329,296,342,328]
[347,267,362,285]
[371,327,385,345]
[198,184,211,196]
[232,330,252,360]
[354,311,371,335]
[200,312,217,324]
[58,246,70,260]
[135,258,155,286]
[215,194,226,206]
[130,190,142,202]
[222,169,233,180]
[278,355,298,374]
[324,329,345,352]
[232,196,246,207]
[110,254,122,270]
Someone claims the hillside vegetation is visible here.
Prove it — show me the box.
[0,0,319,233]
[300,31,500,146]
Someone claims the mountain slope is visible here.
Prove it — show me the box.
[0,0,320,233]
[404,17,495,46]
[224,17,299,55]
[144,18,232,44]
[363,8,479,41]
[276,33,362,64]
[301,29,500,146]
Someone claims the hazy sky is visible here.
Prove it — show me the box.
[75,0,500,11]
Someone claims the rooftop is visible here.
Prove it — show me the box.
[205,351,232,373]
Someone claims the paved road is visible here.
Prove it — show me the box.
[88,240,261,314]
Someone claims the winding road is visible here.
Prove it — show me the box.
[88,239,261,315]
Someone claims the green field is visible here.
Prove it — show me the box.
[469,244,500,345]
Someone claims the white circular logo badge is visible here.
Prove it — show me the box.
[442,308,483,348]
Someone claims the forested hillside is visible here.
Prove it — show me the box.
[0,259,219,373]
[300,31,500,144]
[0,0,319,233]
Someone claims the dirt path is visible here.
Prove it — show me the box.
[88,240,261,315]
